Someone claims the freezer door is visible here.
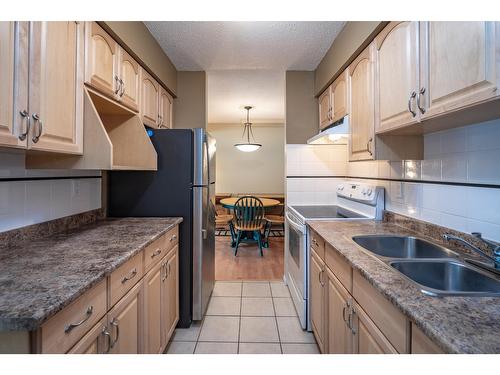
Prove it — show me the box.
[193,129,216,186]
[192,184,215,320]
[206,132,216,185]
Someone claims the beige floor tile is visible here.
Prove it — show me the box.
[198,316,240,342]
[270,282,290,297]
[166,341,196,354]
[206,297,241,316]
[195,342,238,354]
[212,281,242,297]
[171,321,202,342]
[239,316,279,343]
[242,282,271,297]
[276,317,316,343]
[239,342,282,354]
[241,297,275,316]
[282,343,320,354]
[273,297,297,317]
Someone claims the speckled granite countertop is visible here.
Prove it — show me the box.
[307,220,500,354]
[0,217,182,331]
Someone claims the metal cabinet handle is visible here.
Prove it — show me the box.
[366,137,373,156]
[151,248,162,258]
[31,113,42,143]
[119,79,125,97]
[161,262,167,282]
[167,262,171,277]
[121,268,137,284]
[110,318,120,348]
[170,234,177,242]
[18,110,31,141]
[312,238,318,246]
[64,306,93,333]
[318,268,325,287]
[407,91,417,117]
[102,327,112,354]
[417,87,426,114]
[349,306,357,335]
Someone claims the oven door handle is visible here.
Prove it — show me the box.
[285,212,305,233]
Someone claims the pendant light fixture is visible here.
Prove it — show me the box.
[234,106,262,152]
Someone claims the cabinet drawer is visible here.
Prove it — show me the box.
[309,229,325,260]
[325,243,352,292]
[165,225,179,251]
[144,235,167,272]
[40,279,107,354]
[109,253,143,307]
[352,270,408,353]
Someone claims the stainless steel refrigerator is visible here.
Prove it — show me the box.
[108,128,216,327]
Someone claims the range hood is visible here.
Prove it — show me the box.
[307,116,349,145]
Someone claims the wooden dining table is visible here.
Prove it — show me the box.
[219,197,281,248]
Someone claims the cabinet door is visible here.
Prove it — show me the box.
[67,318,107,354]
[349,44,375,161]
[376,21,420,133]
[318,86,332,130]
[161,246,179,348]
[411,323,443,354]
[141,68,160,128]
[331,70,348,123]
[326,268,353,354]
[310,250,326,352]
[85,22,118,98]
[159,87,173,129]
[119,48,140,112]
[108,282,142,354]
[0,22,24,148]
[143,260,163,354]
[352,302,398,354]
[29,21,84,154]
[420,22,498,120]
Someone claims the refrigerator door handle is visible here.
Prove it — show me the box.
[202,229,207,240]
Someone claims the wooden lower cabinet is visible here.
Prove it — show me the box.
[68,318,107,354]
[107,280,143,354]
[162,246,179,345]
[411,323,444,354]
[310,249,326,352]
[326,268,353,354]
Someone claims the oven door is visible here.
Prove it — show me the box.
[285,211,307,327]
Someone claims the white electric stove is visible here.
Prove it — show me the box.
[284,181,385,330]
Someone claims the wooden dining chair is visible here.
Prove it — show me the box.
[232,196,266,256]
[264,203,285,247]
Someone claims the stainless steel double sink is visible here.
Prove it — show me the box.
[352,235,500,297]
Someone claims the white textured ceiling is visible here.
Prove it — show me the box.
[145,21,345,70]
[145,21,345,123]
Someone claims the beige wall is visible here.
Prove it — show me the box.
[314,22,383,95]
[174,71,207,129]
[102,22,177,95]
[207,123,285,194]
[285,71,318,144]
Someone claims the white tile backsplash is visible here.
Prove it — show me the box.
[0,151,101,233]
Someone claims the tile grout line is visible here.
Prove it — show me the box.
[270,282,283,354]
[237,283,243,354]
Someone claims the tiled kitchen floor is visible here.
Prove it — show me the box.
[166,281,319,354]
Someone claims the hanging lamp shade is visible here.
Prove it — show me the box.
[234,106,261,152]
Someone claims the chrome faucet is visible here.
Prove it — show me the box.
[443,232,500,269]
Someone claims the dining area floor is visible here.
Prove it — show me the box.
[166,281,319,354]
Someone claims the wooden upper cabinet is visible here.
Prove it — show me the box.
[419,21,498,119]
[28,21,84,154]
[141,68,160,128]
[349,43,375,161]
[331,69,349,123]
[159,87,173,129]
[326,268,353,354]
[0,22,21,148]
[85,22,118,98]
[375,21,420,133]
[118,48,140,112]
[318,86,332,130]
[310,250,326,353]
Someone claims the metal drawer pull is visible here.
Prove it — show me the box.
[367,138,373,156]
[102,327,112,354]
[64,305,93,333]
[121,268,137,283]
[407,91,417,117]
[170,234,177,242]
[114,76,121,94]
[151,248,162,258]
[110,318,120,348]
[31,113,43,143]
[417,87,426,114]
[167,262,171,277]
[18,110,31,141]
[342,304,348,322]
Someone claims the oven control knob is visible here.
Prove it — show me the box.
[367,188,373,196]
[361,188,367,195]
